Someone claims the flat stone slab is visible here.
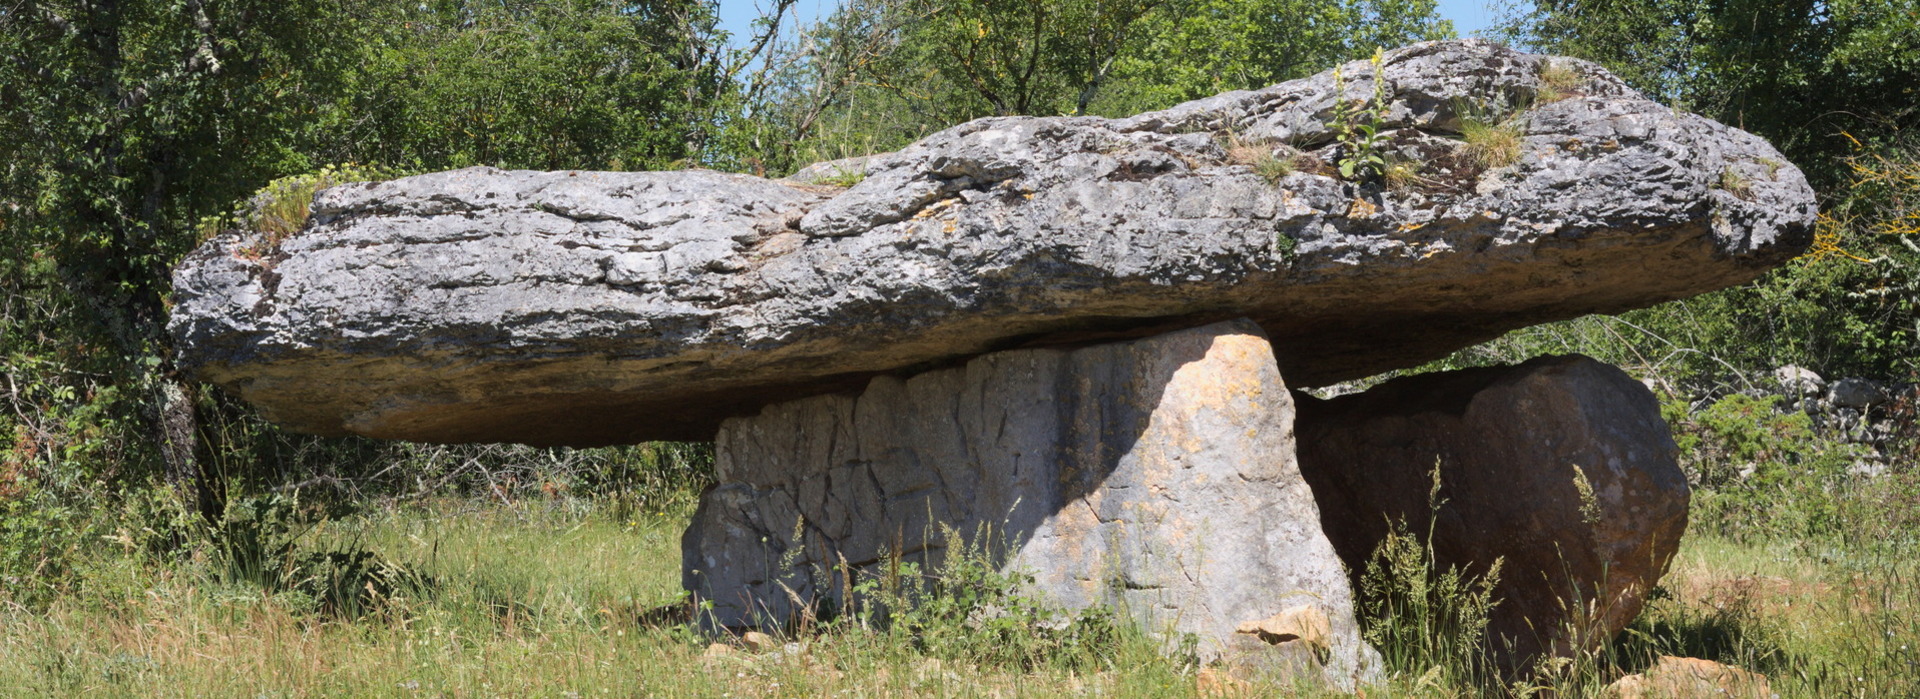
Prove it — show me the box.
[170,39,1814,446]
[683,319,1378,688]
[1296,355,1690,669]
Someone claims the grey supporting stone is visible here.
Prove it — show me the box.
[682,319,1379,688]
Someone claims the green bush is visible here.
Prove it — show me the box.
[1664,393,1880,542]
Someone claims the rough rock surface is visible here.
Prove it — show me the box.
[1294,355,1689,668]
[170,39,1816,446]
[683,320,1378,687]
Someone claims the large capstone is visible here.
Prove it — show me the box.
[1295,355,1690,669]
[683,319,1379,688]
[169,40,1814,447]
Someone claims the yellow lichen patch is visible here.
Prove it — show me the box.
[1346,197,1380,218]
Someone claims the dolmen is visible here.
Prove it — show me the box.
[169,40,1814,686]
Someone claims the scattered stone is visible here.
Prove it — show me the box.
[1772,365,1824,397]
[739,631,778,653]
[1603,656,1778,699]
[1196,667,1252,697]
[1295,355,1690,669]
[170,40,1815,447]
[1233,604,1331,650]
[702,642,737,659]
[1830,377,1889,409]
[683,320,1378,689]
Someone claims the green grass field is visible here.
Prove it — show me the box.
[2,486,1917,697]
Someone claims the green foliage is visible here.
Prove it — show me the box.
[195,163,401,260]
[753,0,1452,176]
[1360,519,1504,687]
[211,494,428,618]
[1684,395,1817,480]
[342,0,729,172]
[1656,393,1884,542]
[0,0,385,512]
[0,486,91,607]
[1096,0,1453,116]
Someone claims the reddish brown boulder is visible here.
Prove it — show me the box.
[1294,355,1689,669]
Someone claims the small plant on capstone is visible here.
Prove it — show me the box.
[1272,230,1298,264]
[1536,61,1585,104]
[218,163,399,262]
[1384,157,1427,191]
[1253,151,1296,184]
[1459,115,1524,170]
[1222,132,1296,184]
[1331,48,1393,184]
[1719,166,1753,199]
[816,167,866,188]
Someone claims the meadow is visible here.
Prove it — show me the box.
[5,460,1917,697]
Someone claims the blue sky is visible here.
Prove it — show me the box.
[715,0,1503,45]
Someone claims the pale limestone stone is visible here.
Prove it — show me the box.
[683,319,1377,688]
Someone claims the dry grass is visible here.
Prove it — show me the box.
[1459,118,1525,170]
[1383,158,1425,191]
[1223,134,1296,184]
[1536,61,1586,104]
[1720,166,1754,199]
[0,501,1207,697]
[4,487,1919,697]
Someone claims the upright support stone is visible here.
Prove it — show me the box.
[683,319,1378,687]
[1295,355,1690,670]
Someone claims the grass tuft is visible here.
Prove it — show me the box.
[1383,158,1426,191]
[1459,117,1525,170]
[1720,166,1754,199]
[1536,61,1585,104]
[1223,133,1297,184]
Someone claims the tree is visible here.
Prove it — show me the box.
[1,0,383,520]
[749,0,1452,174]
[335,0,739,172]
[1095,0,1453,116]
[1487,0,1920,385]
[1495,0,1920,188]
[0,0,768,523]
